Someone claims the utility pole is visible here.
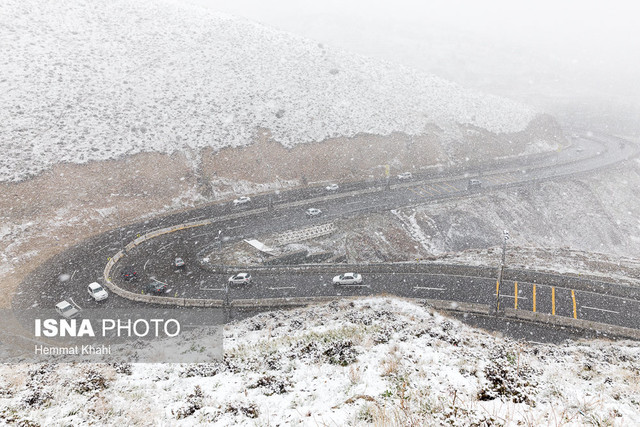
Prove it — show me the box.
[494,230,510,315]
[217,229,230,323]
[224,278,230,324]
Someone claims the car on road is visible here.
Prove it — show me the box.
[326,183,339,191]
[467,179,482,190]
[333,272,363,285]
[174,257,185,268]
[87,282,108,301]
[122,267,138,282]
[144,282,168,294]
[397,172,413,180]
[233,196,251,206]
[228,272,252,285]
[55,300,80,319]
[306,208,322,218]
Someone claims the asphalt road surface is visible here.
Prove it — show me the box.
[11,131,640,343]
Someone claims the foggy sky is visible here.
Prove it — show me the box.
[180,0,640,133]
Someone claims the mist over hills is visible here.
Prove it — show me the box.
[0,0,545,182]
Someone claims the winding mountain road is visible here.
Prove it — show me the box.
[11,131,640,342]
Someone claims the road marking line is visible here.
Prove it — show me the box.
[414,286,445,291]
[552,287,556,316]
[495,294,527,300]
[409,188,423,197]
[442,182,459,191]
[70,270,78,281]
[426,185,441,193]
[69,297,82,311]
[434,183,450,192]
[514,281,518,309]
[268,286,296,290]
[417,188,432,197]
[571,290,577,319]
[144,259,150,271]
[582,306,619,314]
[200,288,225,291]
[419,186,436,196]
[95,243,111,253]
[533,284,537,312]
[496,280,500,311]
[226,224,245,230]
[341,284,370,288]
[158,242,176,253]
[487,175,507,184]
[190,232,216,239]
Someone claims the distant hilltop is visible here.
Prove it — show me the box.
[1,0,553,182]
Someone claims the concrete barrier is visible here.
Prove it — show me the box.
[426,300,490,315]
[231,296,343,308]
[504,268,640,300]
[504,308,640,340]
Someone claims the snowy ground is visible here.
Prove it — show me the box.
[0,0,541,182]
[1,297,639,426]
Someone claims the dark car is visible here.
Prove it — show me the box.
[467,179,482,190]
[122,267,138,282]
[144,282,167,294]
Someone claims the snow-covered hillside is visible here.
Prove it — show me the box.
[0,0,538,182]
[1,298,638,425]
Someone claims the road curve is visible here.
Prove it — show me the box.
[11,131,640,341]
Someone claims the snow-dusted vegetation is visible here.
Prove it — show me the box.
[0,0,537,182]
[1,298,638,425]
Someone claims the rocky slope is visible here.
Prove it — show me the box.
[0,0,560,183]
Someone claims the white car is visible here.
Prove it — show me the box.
[228,272,252,284]
[306,208,322,218]
[397,172,413,180]
[174,257,185,268]
[87,282,108,301]
[333,273,363,285]
[233,196,251,206]
[55,300,80,319]
[326,184,339,191]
